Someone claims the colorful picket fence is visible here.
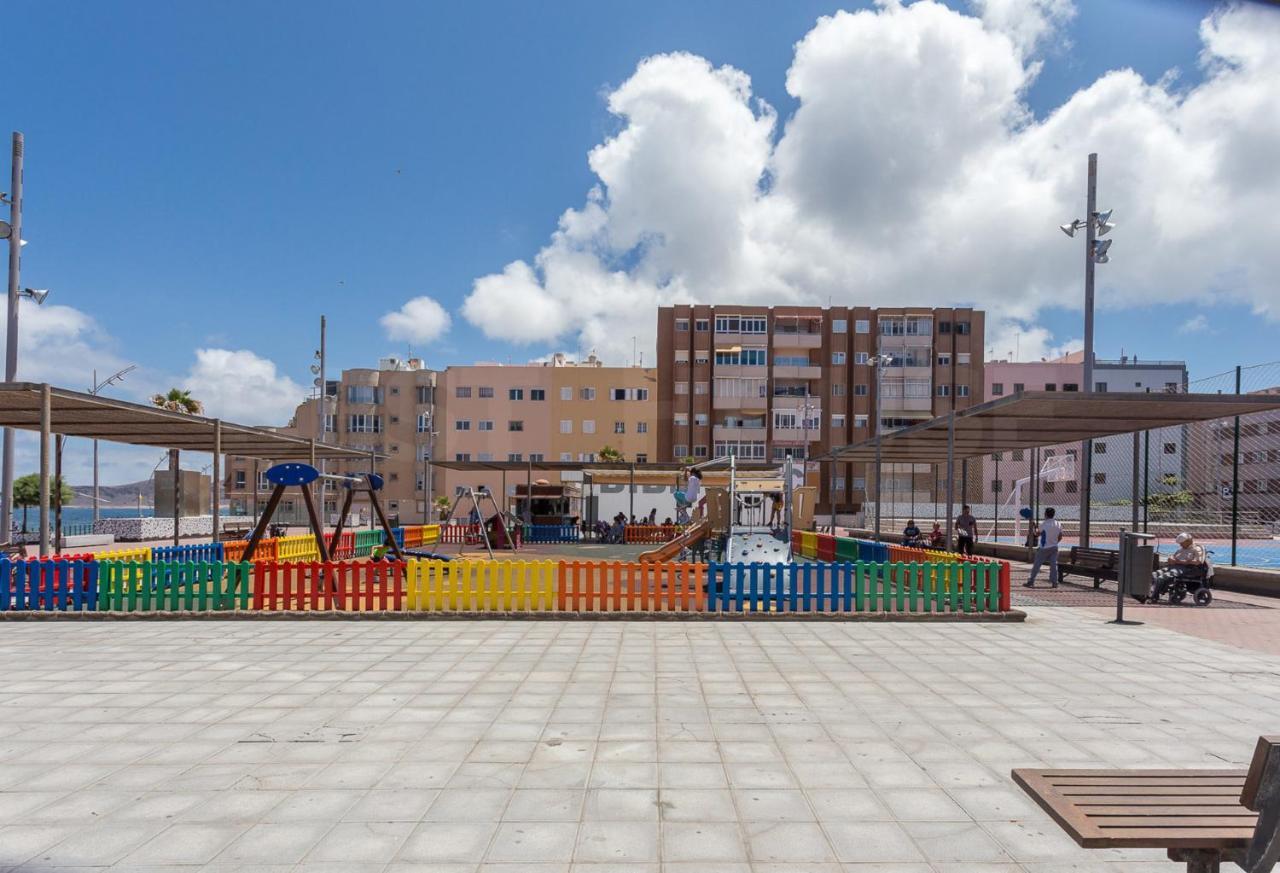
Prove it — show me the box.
[153,542,224,563]
[253,561,404,611]
[623,525,682,544]
[558,561,704,611]
[522,524,581,544]
[406,559,558,611]
[707,560,1003,613]
[97,561,253,611]
[0,557,98,611]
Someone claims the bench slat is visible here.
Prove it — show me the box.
[1084,806,1255,816]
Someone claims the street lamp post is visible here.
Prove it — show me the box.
[0,132,23,542]
[1060,153,1114,548]
[869,353,897,542]
[89,365,137,526]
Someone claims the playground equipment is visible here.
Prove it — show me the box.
[241,463,403,564]
[438,486,520,560]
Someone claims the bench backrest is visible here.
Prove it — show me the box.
[1242,736,1279,873]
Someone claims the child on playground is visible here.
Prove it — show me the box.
[674,468,702,524]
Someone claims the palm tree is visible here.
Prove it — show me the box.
[151,388,203,415]
[12,473,74,533]
[598,445,624,463]
[433,495,451,520]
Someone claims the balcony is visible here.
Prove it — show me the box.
[771,395,822,412]
[772,425,821,443]
[880,333,933,350]
[712,364,768,379]
[772,364,823,380]
[713,423,767,442]
[880,396,934,412]
[713,393,768,410]
[773,332,823,349]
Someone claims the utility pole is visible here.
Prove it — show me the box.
[316,315,326,523]
[1,132,23,541]
[1079,153,1097,548]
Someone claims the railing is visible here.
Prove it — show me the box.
[523,524,581,543]
[407,560,557,611]
[623,525,683,544]
[558,561,705,612]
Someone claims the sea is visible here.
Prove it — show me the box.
[13,506,154,531]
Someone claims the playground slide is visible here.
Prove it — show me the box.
[638,519,710,563]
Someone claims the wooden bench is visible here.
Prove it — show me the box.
[1058,545,1120,588]
[1013,735,1279,872]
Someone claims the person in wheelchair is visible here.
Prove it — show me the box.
[1147,532,1214,605]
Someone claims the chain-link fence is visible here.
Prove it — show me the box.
[866,360,1280,569]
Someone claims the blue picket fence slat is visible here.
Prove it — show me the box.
[152,543,224,563]
[0,557,99,611]
[522,524,580,543]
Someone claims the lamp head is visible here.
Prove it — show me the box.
[1059,222,1077,238]
[1094,208,1113,226]
[1096,220,1115,237]
[1092,239,1113,260]
[22,288,49,305]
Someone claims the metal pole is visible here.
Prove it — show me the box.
[317,315,326,526]
[1080,152,1098,548]
[874,363,882,541]
[1231,364,1241,565]
[171,449,180,547]
[1131,430,1140,533]
[629,463,635,522]
[994,453,1000,542]
[212,419,221,543]
[92,368,99,527]
[38,383,49,556]
[252,459,259,522]
[944,412,956,549]
[1,132,25,541]
[1142,430,1150,532]
[369,450,376,529]
[54,435,62,553]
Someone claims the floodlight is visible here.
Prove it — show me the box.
[1092,239,1112,259]
[20,288,48,304]
[1059,223,1077,238]
[1094,208,1113,226]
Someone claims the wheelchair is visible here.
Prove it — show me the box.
[1145,561,1213,606]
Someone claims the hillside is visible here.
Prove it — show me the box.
[64,479,152,508]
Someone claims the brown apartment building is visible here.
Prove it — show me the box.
[656,305,984,514]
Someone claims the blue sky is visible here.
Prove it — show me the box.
[3,0,1278,481]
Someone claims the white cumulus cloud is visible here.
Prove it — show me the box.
[459,0,1280,365]
[182,348,307,426]
[380,295,452,344]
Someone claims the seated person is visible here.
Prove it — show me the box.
[1169,532,1207,568]
[902,519,922,546]
[928,522,945,548]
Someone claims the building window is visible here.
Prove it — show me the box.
[454,419,471,431]
[234,471,246,488]
[675,350,690,364]
[1065,481,1078,493]
[637,422,648,433]
[348,414,383,433]
[530,389,545,401]
[673,444,688,458]
[694,413,709,426]
[832,319,847,333]
[478,386,494,398]
[614,421,625,434]
[1063,383,1079,392]
[580,387,595,400]
[991,383,1004,396]
[416,385,433,404]
[676,318,689,331]
[509,388,524,400]
[582,420,595,434]
[955,321,970,335]
[854,384,868,396]
[694,382,708,395]
[346,385,383,404]
[957,385,970,397]
[324,414,336,433]
[694,351,709,364]
[1043,481,1055,494]
[832,352,846,365]
[854,414,868,428]
[478,453,493,462]
[991,480,1002,493]
[1095,382,1108,392]
[833,476,846,491]
[957,353,971,365]
[938,321,951,334]
[455,453,471,462]
[1095,442,1107,454]
[560,386,572,400]
[831,414,846,428]
[1013,382,1025,392]
[1094,472,1107,485]
[674,413,688,426]
[508,420,523,432]
[478,420,494,431]
[855,352,868,365]
[1044,383,1057,391]
[508,453,522,462]
[560,452,572,462]
[694,445,709,457]
[610,387,649,400]
[455,386,471,398]
[676,382,690,395]
[852,477,866,491]
[855,319,870,334]
[832,383,845,397]
[530,453,544,462]
[636,453,648,464]
[1164,442,1177,454]
[417,413,431,433]
[560,420,572,434]
[695,319,709,332]
[937,354,951,366]
[937,385,951,397]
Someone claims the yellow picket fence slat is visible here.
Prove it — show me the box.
[405,559,557,611]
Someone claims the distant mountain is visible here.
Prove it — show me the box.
[65,479,152,509]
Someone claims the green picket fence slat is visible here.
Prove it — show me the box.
[98,560,252,612]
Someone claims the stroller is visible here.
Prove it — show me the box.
[1145,552,1215,606]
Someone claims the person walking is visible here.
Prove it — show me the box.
[954,504,977,555]
[1024,507,1063,588]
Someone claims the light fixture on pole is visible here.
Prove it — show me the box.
[868,353,897,542]
[1059,152,1115,548]
[89,364,137,526]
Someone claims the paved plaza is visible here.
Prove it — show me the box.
[1,610,1278,872]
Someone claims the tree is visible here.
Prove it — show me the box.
[598,445,624,463]
[151,388,203,415]
[1148,489,1194,515]
[433,495,451,520]
[12,473,74,533]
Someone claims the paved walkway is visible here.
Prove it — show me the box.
[2,612,1279,872]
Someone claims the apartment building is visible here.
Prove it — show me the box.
[656,305,985,513]
[978,353,1189,509]
[224,357,435,524]
[434,355,657,507]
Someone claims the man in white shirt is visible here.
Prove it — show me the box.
[1023,507,1063,588]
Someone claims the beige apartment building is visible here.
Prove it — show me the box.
[224,354,656,525]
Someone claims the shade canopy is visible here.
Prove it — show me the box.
[430,460,780,473]
[0,382,373,461]
[825,391,1280,464]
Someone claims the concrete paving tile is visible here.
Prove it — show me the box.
[658,787,737,821]
[0,823,79,866]
[211,821,333,864]
[574,820,659,863]
[399,821,499,863]
[582,788,660,821]
[424,788,512,820]
[744,821,836,863]
[505,788,586,821]
[823,820,924,863]
[905,819,1012,862]
[304,820,414,862]
[661,821,748,862]
[121,822,248,865]
[485,821,579,862]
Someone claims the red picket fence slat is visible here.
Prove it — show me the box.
[253,561,405,611]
